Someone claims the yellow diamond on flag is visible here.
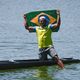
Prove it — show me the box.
[31,12,56,25]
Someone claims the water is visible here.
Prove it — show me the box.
[0,0,80,80]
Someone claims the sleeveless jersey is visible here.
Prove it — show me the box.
[36,26,53,48]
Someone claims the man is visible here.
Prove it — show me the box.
[23,10,64,69]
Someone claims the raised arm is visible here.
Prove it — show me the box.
[23,15,36,32]
[51,10,61,29]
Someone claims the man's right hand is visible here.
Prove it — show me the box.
[23,15,35,32]
[23,15,29,29]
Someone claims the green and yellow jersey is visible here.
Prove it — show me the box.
[33,25,53,48]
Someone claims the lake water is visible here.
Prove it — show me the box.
[0,0,80,80]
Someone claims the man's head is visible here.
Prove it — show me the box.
[38,15,50,27]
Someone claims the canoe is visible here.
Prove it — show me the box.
[0,58,80,70]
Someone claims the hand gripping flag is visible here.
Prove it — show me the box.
[24,10,61,32]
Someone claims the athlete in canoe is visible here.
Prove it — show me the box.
[23,10,64,69]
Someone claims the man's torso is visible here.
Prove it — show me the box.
[36,25,53,48]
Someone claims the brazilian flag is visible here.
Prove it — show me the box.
[24,10,60,32]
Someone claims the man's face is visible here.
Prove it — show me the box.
[39,18,47,27]
[39,18,46,26]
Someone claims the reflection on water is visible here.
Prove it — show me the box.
[0,66,55,80]
[35,66,54,80]
[0,64,80,80]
